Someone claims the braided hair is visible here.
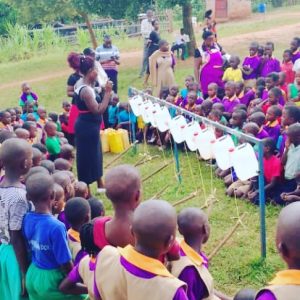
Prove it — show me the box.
[79,222,100,257]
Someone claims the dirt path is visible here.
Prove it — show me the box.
[1,19,300,91]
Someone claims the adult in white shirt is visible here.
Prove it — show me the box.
[139,10,154,77]
[171,28,190,61]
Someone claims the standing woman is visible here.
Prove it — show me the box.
[144,20,160,86]
[74,55,112,194]
[67,53,82,146]
[194,31,224,98]
[149,40,176,97]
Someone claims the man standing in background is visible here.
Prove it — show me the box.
[139,10,154,78]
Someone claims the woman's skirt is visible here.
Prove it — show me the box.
[68,104,80,135]
[26,263,85,300]
[0,244,24,300]
[75,116,103,185]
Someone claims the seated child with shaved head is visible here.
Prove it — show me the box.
[74,181,89,199]
[55,158,72,171]
[95,200,189,300]
[170,208,230,300]
[256,202,300,300]
[93,164,141,250]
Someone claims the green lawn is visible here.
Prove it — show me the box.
[1,7,298,296]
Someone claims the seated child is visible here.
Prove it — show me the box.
[19,82,38,111]
[40,159,55,174]
[281,174,300,203]
[281,50,295,85]
[65,197,91,265]
[260,42,281,78]
[263,72,285,105]
[222,55,243,83]
[60,144,75,165]
[261,87,283,114]
[236,82,255,107]
[23,173,84,300]
[169,85,179,105]
[242,42,261,88]
[49,112,62,132]
[55,158,72,171]
[0,138,32,300]
[0,110,13,131]
[249,112,269,140]
[21,102,39,122]
[32,142,48,159]
[117,103,137,131]
[222,81,240,119]
[74,181,89,199]
[59,101,71,141]
[255,202,300,299]
[185,91,198,113]
[248,138,282,205]
[207,83,221,103]
[234,289,256,300]
[264,105,282,143]
[170,208,229,300]
[45,121,61,161]
[287,71,300,104]
[53,171,75,229]
[180,75,195,99]
[32,147,43,167]
[52,183,65,216]
[201,100,213,117]
[15,128,30,140]
[93,164,141,250]
[95,199,188,300]
[14,107,24,126]
[108,94,119,128]
[37,106,47,127]
[243,122,260,139]
[290,37,300,63]
[87,197,105,219]
[230,109,247,146]
[59,222,99,299]
[22,121,38,144]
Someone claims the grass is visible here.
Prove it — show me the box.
[0,7,298,296]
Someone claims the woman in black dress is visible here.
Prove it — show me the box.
[144,20,160,86]
[74,55,112,194]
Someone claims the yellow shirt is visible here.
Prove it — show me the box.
[222,67,243,82]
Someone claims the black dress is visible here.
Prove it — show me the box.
[146,31,161,74]
[75,86,103,185]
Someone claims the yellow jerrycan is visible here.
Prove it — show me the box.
[118,129,130,149]
[108,129,124,153]
[100,130,110,153]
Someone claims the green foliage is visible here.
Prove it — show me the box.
[0,1,17,35]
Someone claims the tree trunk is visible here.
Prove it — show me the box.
[80,12,97,49]
[182,1,196,56]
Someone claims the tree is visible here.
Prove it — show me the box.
[0,1,17,35]
[159,0,196,56]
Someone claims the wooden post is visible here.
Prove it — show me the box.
[142,162,172,183]
[150,184,170,200]
[173,191,198,207]
[208,213,246,261]
[104,144,135,169]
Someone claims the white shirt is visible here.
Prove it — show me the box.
[175,34,190,45]
[293,58,300,72]
[141,18,153,39]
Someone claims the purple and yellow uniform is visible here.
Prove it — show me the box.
[263,120,281,144]
[260,57,281,78]
[67,228,87,265]
[222,96,240,113]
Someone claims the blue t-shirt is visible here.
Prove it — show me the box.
[108,105,118,125]
[21,112,39,122]
[23,212,72,269]
[118,110,137,124]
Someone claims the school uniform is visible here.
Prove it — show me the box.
[262,89,285,106]
[170,240,220,300]
[260,57,281,77]
[45,136,61,161]
[222,96,240,113]
[281,61,295,85]
[237,89,255,107]
[263,120,281,144]
[207,96,221,104]
[68,256,97,300]
[256,127,269,140]
[67,228,87,265]
[292,51,300,64]
[108,105,118,128]
[256,269,300,300]
[242,55,261,87]
[95,245,188,300]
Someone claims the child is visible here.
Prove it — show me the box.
[262,73,285,105]
[242,42,261,88]
[59,101,71,140]
[287,71,300,104]
[180,75,194,99]
[222,81,240,118]
[21,102,39,122]
[95,200,188,300]
[234,289,256,300]
[255,202,300,299]
[222,55,243,83]
[230,109,247,146]
[52,183,65,216]
[261,87,283,114]
[290,37,300,63]
[260,42,281,77]
[59,222,99,299]
[248,138,282,205]
[281,175,300,203]
[49,112,62,132]
[281,50,295,85]
[23,173,84,300]
[37,106,47,127]
[0,138,32,300]
[278,72,288,98]
[45,121,61,161]
[54,158,72,171]
[60,144,75,165]
[169,85,180,105]
[65,197,91,265]
[32,143,48,159]
[0,110,13,131]
[171,208,229,300]
[87,197,105,219]
[264,105,282,143]
[14,107,24,126]
[243,122,260,138]
[32,147,43,167]
[117,103,137,131]
[15,128,30,140]
[236,81,255,107]
[74,181,89,199]
[19,83,38,111]
[108,94,119,128]
[185,91,198,112]
[249,112,269,140]
[40,159,55,174]
[207,83,221,103]
[93,164,141,250]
